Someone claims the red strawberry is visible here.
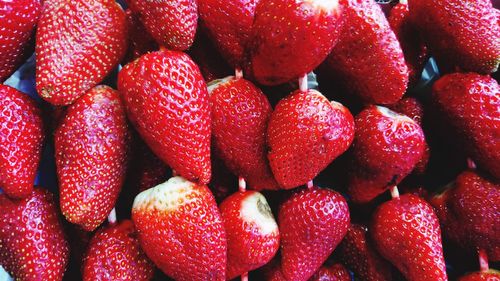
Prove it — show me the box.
[56,85,130,231]
[188,33,233,83]
[309,263,351,281]
[118,50,211,184]
[267,89,354,189]
[0,0,41,82]
[132,176,227,280]
[220,190,279,279]
[127,0,197,51]
[458,270,500,281]
[279,186,350,281]
[348,106,425,204]
[432,73,500,179]
[337,224,393,281]
[122,9,158,64]
[0,85,44,199]
[0,188,69,281]
[322,0,408,105]
[82,220,155,281]
[371,194,447,281]
[408,0,500,74]
[248,0,344,85]
[210,77,279,190]
[36,0,127,105]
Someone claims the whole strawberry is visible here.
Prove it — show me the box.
[0,0,41,82]
[248,0,343,85]
[0,188,69,281]
[0,85,44,199]
[132,176,226,280]
[119,50,211,184]
[348,106,425,204]
[82,220,154,281]
[458,270,500,281]
[309,263,351,281]
[210,77,278,190]
[56,86,129,231]
[36,0,127,105]
[267,89,354,189]
[432,73,500,179]
[279,186,350,281]
[408,0,500,74]
[371,194,447,281]
[122,9,158,64]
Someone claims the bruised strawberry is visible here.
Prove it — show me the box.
[309,263,351,281]
[119,50,211,185]
[56,86,129,231]
[122,9,158,64]
[458,270,500,281]
[371,194,447,281]
[36,0,127,105]
[210,77,278,190]
[132,176,226,280]
[0,188,69,281]
[0,85,44,199]
[279,186,350,281]
[248,0,344,85]
[267,89,354,189]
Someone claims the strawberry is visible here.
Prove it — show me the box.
[337,224,393,281]
[36,0,127,105]
[458,270,500,281]
[0,85,44,199]
[0,188,69,281]
[122,9,158,64]
[408,0,500,74]
[56,85,130,231]
[348,106,425,204]
[321,0,408,105]
[210,77,279,190]
[0,0,41,82]
[279,186,350,281]
[371,194,448,281]
[132,176,226,280]
[432,73,500,179]
[267,89,354,189]
[309,263,351,281]
[118,50,211,184]
[188,33,232,82]
[248,0,344,85]
[82,220,155,281]
[127,0,197,51]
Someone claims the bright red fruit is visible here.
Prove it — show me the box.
[56,86,130,231]
[220,190,279,279]
[210,77,279,190]
[279,186,350,281]
[371,194,448,281]
[0,188,69,281]
[0,85,44,199]
[132,176,227,281]
[119,50,211,184]
[309,263,351,281]
[122,9,158,64]
[458,270,500,281]
[267,89,354,189]
[432,73,500,179]
[36,0,127,105]
[82,220,155,281]
[248,0,343,85]
[348,106,425,203]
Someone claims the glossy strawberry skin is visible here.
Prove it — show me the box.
[36,0,127,106]
[458,270,500,281]
[279,187,350,281]
[0,85,44,199]
[122,9,158,64]
[127,0,197,51]
[132,176,226,281]
[433,73,500,179]
[248,0,344,85]
[268,89,354,189]
[56,86,130,231]
[348,106,425,204]
[220,190,279,279]
[82,220,155,281]
[119,50,211,184]
[0,188,69,281]
[210,77,279,190]
[408,0,499,74]
[0,0,41,82]
[309,263,351,281]
[371,194,447,281]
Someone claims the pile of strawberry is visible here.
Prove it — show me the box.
[0,0,499,280]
